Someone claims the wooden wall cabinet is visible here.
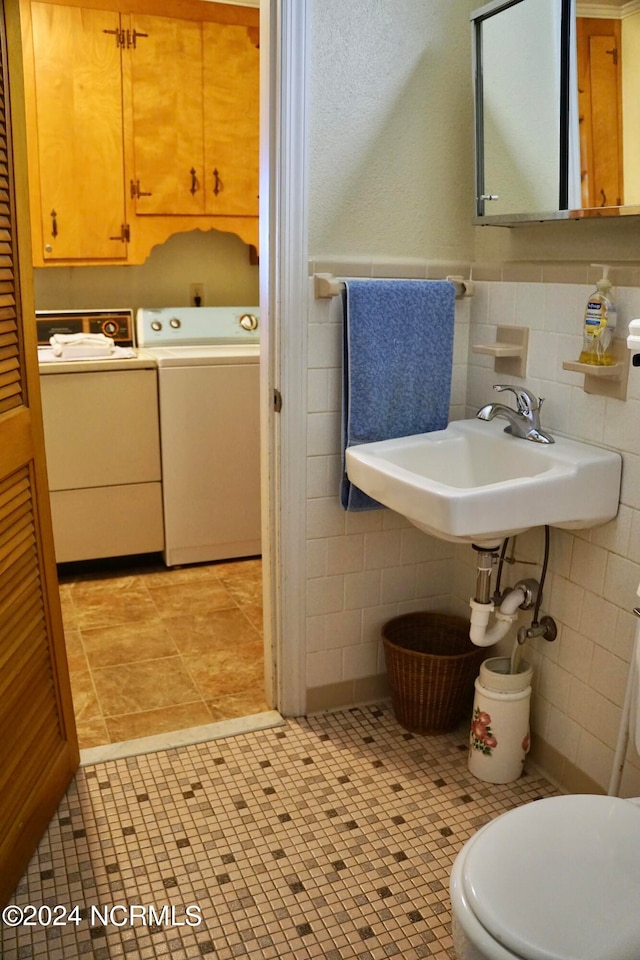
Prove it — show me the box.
[130,14,205,217]
[26,3,129,262]
[20,0,259,267]
[203,21,259,218]
[130,16,259,221]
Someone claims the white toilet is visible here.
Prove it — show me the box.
[450,600,640,960]
[450,793,640,959]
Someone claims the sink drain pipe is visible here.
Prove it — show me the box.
[469,545,529,648]
[469,585,527,647]
[468,532,556,648]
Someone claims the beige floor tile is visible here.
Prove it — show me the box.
[92,656,202,716]
[81,619,179,668]
[216,559,263,604]
[105,700,214,742]
[206,693,271,722]
[182,644,264,699]
[214,558,263,631]
[146,578,238,618]
[240,600,263,632]
[68,668,102,722]
[69,583,158,631]
[134,561,222,585]
[68,572,143,594]
[213,556,262,578]
[164,607,261,656]
[74,714,110,749]
[58,584,79,631]
[63,628,88,674]
[65,558,266,749]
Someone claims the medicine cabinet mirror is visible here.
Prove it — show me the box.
[472,0,640,224]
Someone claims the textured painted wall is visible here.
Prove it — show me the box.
[308,0,477,260]
[32,230,259,314]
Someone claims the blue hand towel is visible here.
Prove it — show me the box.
[341,278,455,511]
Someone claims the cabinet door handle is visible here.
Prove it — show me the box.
[212,168,222,196]
[103,27,125,47]
[127,28,148,48]
[190,168,199,195]
[130,179,152,199]
[50,210,58,238]
[109,224,130,243]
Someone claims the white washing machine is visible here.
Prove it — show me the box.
[136,306,261,567]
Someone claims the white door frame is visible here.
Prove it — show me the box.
[260,0,309,716]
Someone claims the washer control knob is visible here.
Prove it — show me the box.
[151,320,162,332]
[169,317,181,329]
[102,319,119,337]
[239,313,259,332]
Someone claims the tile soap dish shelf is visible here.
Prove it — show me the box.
[472,325,529,378]
[562,361,622,377]
[562,338,629,400]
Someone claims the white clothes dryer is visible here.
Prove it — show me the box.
[137,306,261,567]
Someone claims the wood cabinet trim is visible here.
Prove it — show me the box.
[23,0,258,27]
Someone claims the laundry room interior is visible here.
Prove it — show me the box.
[35,229,264,750]
[7,0,640,957]
[24,0,266,752]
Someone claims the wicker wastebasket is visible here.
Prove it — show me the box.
[382,612,485,734]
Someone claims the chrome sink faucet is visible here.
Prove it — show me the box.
[476,385,554,444]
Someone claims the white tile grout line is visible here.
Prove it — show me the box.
[78,710,285,766]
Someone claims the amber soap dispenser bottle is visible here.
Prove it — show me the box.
[578,264,617,365]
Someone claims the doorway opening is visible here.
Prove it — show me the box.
[58,554,271,753]
[23,0,276,754]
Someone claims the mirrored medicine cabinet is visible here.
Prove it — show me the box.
[472,0,640,224]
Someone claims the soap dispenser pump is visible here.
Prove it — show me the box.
[579,264,617,365]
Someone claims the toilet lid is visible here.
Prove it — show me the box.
[461,794,640,960]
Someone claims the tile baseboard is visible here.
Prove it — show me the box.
[306,674,390,714]
[528,734,604,796]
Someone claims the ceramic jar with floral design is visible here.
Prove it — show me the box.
[468,657,533,784]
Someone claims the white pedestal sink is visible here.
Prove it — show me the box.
[345,418,622,548]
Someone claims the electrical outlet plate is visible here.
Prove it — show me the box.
[189,283,205,307]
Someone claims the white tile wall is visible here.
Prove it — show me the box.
[304,262,469,697]
[466,279,640,793]
[304,264,640,794]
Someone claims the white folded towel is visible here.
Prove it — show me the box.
[50,332,115,359]
[38,345,136,364]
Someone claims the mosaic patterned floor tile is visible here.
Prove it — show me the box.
[1,705,558,959]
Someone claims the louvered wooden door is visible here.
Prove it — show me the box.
[0,0,78,906]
